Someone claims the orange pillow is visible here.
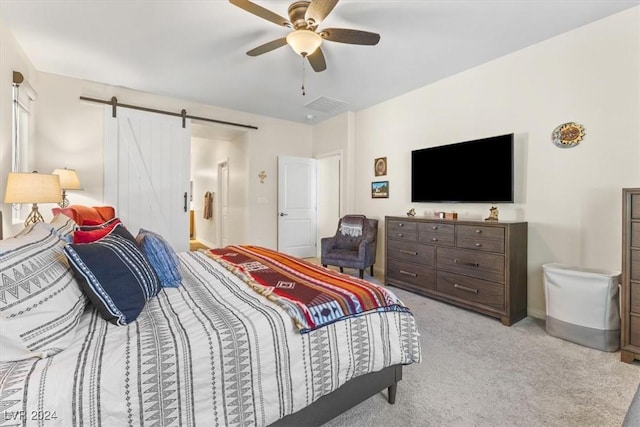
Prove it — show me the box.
[52,205,116,226]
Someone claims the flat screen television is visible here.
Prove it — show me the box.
[411,133,514,203]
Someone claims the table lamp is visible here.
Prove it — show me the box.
[4,171,62,226]
[52,167,82,207]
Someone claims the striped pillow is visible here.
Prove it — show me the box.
[0,222,88,362]
[64,224,160,326]
[14,213,77,242]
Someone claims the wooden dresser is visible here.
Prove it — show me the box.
[622,188,640,363]
[385,216,528,326]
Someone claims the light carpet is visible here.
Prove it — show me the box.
[317,270,640,427]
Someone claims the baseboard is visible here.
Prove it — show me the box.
[193,238,216,249]
[527,308,545,320]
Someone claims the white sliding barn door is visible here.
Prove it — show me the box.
[104,107,191,252]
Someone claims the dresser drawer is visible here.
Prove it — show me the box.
[387,239,434,267]
[418,222,455,246]
[632,222,640,247]
[387,220,418,242]
[630,314,640,347]
[437,247,505,283]
[457,236,505,253]
[631,282,640,314]
[457,224,504,240]
[437,271,505,312]
[632,194,640,219]
[632,249,640,281]
[387,259,435,291]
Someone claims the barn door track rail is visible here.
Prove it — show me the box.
[79,96,258,130]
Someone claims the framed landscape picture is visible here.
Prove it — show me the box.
[371,181,389,198]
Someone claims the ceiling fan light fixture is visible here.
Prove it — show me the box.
[286,30,322,57]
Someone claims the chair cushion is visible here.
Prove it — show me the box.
[324,248,361,262]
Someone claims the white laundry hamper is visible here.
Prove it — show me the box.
[543,263,621,352]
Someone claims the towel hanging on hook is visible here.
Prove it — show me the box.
[204,192,213,220]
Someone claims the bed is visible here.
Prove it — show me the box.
[0,212,421,426]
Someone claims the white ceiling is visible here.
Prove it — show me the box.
[2,0,639,125]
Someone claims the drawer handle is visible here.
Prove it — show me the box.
[475,243,482,247]
[399,270,417,278]
[397,233,404,237]
[432,237,438,242]
[398,223,404,227]
[475,229,482,234]
[454,259,480,267]
[454,283,479,294]
[400,249,418,256]
[432,226,438,230]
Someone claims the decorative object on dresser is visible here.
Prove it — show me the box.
[485,206,499,221]
[385,215,528,326]
[4,171,62,226]
[621,188,640,363]
[52,167,82,207]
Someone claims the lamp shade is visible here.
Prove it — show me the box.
[4,172,62,204]
[286,30,322,56]
[52,168,82,190]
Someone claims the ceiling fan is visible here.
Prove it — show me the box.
[229,0,381,72]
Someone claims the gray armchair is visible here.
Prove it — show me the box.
[321,215,378,279]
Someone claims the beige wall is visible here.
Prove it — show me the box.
[312,112,357,216]
[352,7,640,318]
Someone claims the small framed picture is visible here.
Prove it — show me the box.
[371,181,389,198]
[374,157,387,176]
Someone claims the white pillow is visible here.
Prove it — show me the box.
[0,222,87,361]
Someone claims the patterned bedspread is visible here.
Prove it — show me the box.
[207,245,410,332]
[0,251,421,426]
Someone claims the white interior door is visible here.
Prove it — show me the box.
[104,107,191,252]
[277,156,317,258]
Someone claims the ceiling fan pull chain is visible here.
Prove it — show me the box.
[301,56,306,96]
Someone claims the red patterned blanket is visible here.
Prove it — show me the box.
[206,245,410,333]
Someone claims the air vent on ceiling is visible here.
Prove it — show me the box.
[304,96,349,113]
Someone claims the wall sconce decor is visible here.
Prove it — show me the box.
[4,172,62,226]
[52,167,82,207]
[258,170,267,184]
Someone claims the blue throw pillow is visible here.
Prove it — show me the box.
[63,224,160,325]
[136,228,182,288]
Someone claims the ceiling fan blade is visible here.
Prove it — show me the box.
[229,0,291,27]
[320,28,380,45]
[246,37,288,56]
[305,0,338,27]
[307,47,327,72]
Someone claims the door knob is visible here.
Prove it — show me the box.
[280,212,288,216]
